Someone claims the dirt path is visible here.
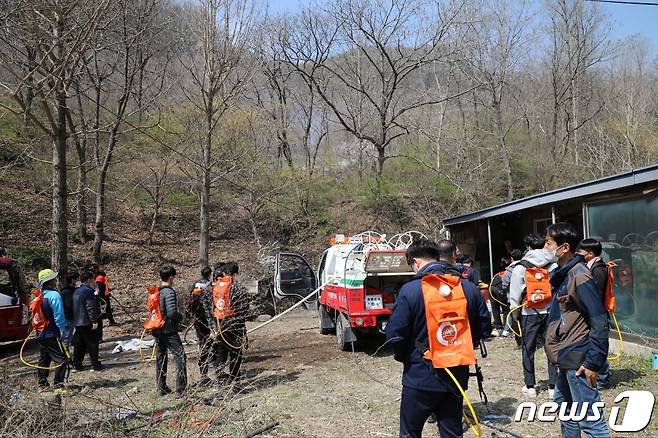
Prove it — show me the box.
[3,310,658,437]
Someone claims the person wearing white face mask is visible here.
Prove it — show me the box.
[544,223,610,438]
[509,233,558,399]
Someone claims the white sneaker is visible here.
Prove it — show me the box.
[491,329,501,337]
[522,386,537,398]
[548,388,555,399]
[501,330,510,337]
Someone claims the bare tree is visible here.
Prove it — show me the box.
[540,0,611,188]
[85,0,173,262]
[0,0,111,276]
[463,0,532,201]
[179,0,260,268]
[279,0,470,176]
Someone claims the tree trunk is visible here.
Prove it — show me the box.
[493,95,514,202]
[74,89,88,243]
[23,46,36,139]
[92,126,119,263]
[52,91,68,279]
[147,196,160,246]
[376,146,386,176]
[75,138,88,243]
[199,109,212,268]
[92,169,106,264]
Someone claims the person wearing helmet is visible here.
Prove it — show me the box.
[34,268,69,390]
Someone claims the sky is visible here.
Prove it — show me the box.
[267,0,658,55]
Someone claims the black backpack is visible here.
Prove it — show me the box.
[489,271,508,304]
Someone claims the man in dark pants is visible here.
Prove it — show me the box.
[35,269,69,391]
[545,224,610,437]
[72,271,102,371]
[386,239,491,438]
[58,271,78,346]
[509,233,558,398]
[577,238,611,388]
[187,266,214,386]
[152,265,187,398]
[214,261,249,385]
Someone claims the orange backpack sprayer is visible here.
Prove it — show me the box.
[29,289,49,332]
[213,276,247,350]
[606,261,624,360]
[140,285,164,362]
[506,261,552,338]
[419,273,482,436]
[213,276,235,321]
[20,289,71,371]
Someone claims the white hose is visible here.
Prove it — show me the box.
[247,276,335,334]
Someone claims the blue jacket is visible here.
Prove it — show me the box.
[386,261,491,392]
[37,289,67,339]
[73,284,99,327]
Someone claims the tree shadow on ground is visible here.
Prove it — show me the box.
[607,367,644,389]
[239,367,301,394]
[351,333,394,357]
[484,396,520,418]
[244,353,282,363]
[80,377,139,389]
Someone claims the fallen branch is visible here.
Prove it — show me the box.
[243,420,279,438]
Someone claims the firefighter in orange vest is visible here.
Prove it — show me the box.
[386,239,491,438]
[212,261,249,387]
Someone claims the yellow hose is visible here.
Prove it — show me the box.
[216,319,247,350]
[20,330,69,370]
[488,292,509,309]
[505,304,525,337]
[138,328,156,362]
[445,367,481,437]
[608,312,623,361]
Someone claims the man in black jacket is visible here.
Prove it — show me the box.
[187,266,214,386]
[59,271,78,345]
[214,261,250,386]
[72,271,102,371]
[578,238,611,388]
[152,266,187,397]
[386,239,491,438]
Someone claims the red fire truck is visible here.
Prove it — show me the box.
[0,255,31,342]
[272,231,423,350]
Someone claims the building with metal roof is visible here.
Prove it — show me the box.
[443,164,658,340]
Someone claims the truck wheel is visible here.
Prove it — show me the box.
[319,304,335,335]
[335,312,356,352]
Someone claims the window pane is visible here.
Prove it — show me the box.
[587,195,658,338]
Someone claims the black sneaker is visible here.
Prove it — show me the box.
[90,364,106,372]
[174,391,186,399]
[71,366,84,372]
[158,386,173,396]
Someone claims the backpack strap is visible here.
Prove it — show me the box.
[518,259,536,269]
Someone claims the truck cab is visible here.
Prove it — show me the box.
[0,256,31,342]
